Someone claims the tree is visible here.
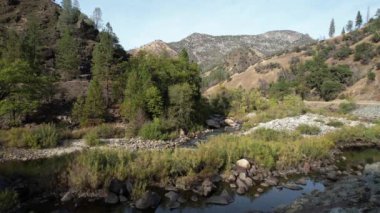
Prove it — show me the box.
[341,27,346,35]
[168,83,196,130]
[92,23,115,106]
[81,78,106,126]
[346,20,353,32]
[58,0,74,32]
[329,18,335,38]
[22,16,42,68]
[356,11,363,29]
[320,80,343,101]
[92,7,102,29]
[0,60,51,126]
[56,29,80,80]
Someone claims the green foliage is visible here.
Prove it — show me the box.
[3,124,60,149]
[329,18,335,38]
[338,100,357,113]
[356,11,363,29]
[320,80,343,101]
[81,78,107,126]
[138,118,172,140]
[144,86,163,118]
[0,190,18,212]
[326,120,344,127]
[168,83,196,130]
[354,42,375,64]
[201,67,229,88]
[269,80,294,100]
[58,0,79,32]
[367,70,376,82]
[0,60,52,126]
[333,45,353,60]
[56,29,80,80]
[296,124,321,135]
[84,130,101,146]
[372,32,380,43]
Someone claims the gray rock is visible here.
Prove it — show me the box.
[165,191,179,202]
[364,162,380,176]
[191,195,198,202]
[295,178,307,185]
[135,191,161,210]
[200,178,215,196]
[105,192,119,204]
[177,196,186,204]
[236,178,248,191]
[283,183,303,191]
[119,195,127,203]
[266,177,279,186]
[236,187,246,195]
[61,191,74,202]
[327,171,338,181]
[236,159,251,169]
[164,185,178,192]
[109,179,124,195]
[227,174,236,183]
[206,119,221,129]
[167,201,181,209]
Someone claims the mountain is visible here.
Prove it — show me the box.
[129,40,178,58]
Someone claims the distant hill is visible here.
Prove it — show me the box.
[206,20,380,101]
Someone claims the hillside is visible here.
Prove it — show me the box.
[206,19,380,101]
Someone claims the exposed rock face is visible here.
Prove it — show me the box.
[168,31,314,72]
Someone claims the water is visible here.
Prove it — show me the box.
[1,149,379,213]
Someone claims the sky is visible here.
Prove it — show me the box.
[77,0,380,50]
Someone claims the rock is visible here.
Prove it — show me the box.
[283,183,303,191]
[135,191,161,210]
[206,196,230,205]
[109,179,125,195]
[303,162,311,174]
[236,159,251,169]
[236,178,248,191]
[327,171,338,181]
[206,119,221,129]
[257,188,263,193]
[230,183,237,188]
[61,191,74,202]
[295,178,307,185]
[125,180,133,195]
[211,175,222,183]
[236,187,246,195]
[164,185,178,192]
[177,196,186,204]
[260,182,269,188]
[224,118,236,127]
[200,178,215,197]
[119,195,127,203]
[265,177,279,186]
[227,174,236,183]
[165,191,179,202]
[190,195,198,202]
[105,192,119,204]
[341,156,347,161]
[167,201,180,209]
[364,162,380,176]
[254,193,260,197]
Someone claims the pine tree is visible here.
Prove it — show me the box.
[22,16,42,68]
[2,30,22,63]
[341,28,346,35]
[356,11,363,29]
[82,78,106,126]
[92,23,115,106]
[329,18,335,38]
[346,20,353,32]
[92,7,102,29]
[56,29,80,80]
[58,0,74,32]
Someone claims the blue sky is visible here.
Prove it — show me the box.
[77,0,380,50]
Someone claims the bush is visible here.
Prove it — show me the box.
[367,71,376,82]
[3,124,60,149]
[138,118,171,140]
[296,124,321,135]
[372,32,380,43]
[94,124,125,139]
[0,190,18,212]
[320,80,343,101]
[354,42,375,64]
[84,130,101,146]
[338,100,357,113]
[326,120,344,127]
[333,45,353,60]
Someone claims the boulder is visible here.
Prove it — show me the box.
[265,177,279,186]
[190,195,198,202]
[326,171,338,181]
[236,178,248,191]
[61,191,74,202]
[109,179,125,195]
[295,178,307,185]
[165,191,179,202]
[119,195,128,203]
[200,178,215,197]
[105,192,119,204]
[236,187,246,195]
[236,159,251,170]
[364,162,380,176]
[283,183,303,191]
[224,118,236,127]
[135,191,161,210]
[206,119,221,129]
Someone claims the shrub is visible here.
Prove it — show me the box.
[296,124,321,135]
[372,32,380,43]
[0,190,18,212]
[327,120,344,127]
[339,100,357,113]
[84,130,101,146]
[94,124,125,139]
[354,42,375,64]
[333,45,353,60]
[367,71,376,82]
[320,80,343,101]
[138,118,170,140]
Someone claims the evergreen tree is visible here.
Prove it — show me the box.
[2,30,22,63]
[56,29,80,80]
[22,16,42,68]
[341,28,346,35]
[92,7,102,29]
[329,18,335,38]
[356,11,363,29]
[58,0,74,32]
[92,23,115,106]
[346,20,353,32]
[82,78,106,126]
[168,83,196,130]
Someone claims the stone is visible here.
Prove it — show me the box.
[200,178,215,197]
[364,162,380,176]
[303,162,311,174]
[236,159,251,170]
[224,118,237,127]
[190,195,198,202]
[105,192,119,204]
[167,201,180,209]
[164,185,178,192]
[165,191,179,202]
[257,188,264,193]
[109,179,125,195]
[283,183,303,191]
[260,182,269,188]
[295,178,307,185]
[61,191,74,202]
[265,177,279,186]
[236,187,246,195]
[230,183,237,188]
[327,172,338,181]
[125,180,133,195]
[227,174,236,183]
[206,119,221,129]
[177,196,186,204]
[135,191,161,210]
[119,195,127,202]
[236,178,248,191]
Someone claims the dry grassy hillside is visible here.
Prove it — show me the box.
[206,23,380,101]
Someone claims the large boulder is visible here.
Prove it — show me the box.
[206,119,221,129]
[364,162,380,176]
[165,191,179,202]
[135,191,161,210]
[105,192,119,204]
[236,159,251,170]
[206,189,234,205]
[199,178,215,197]
[109,179,125,195]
